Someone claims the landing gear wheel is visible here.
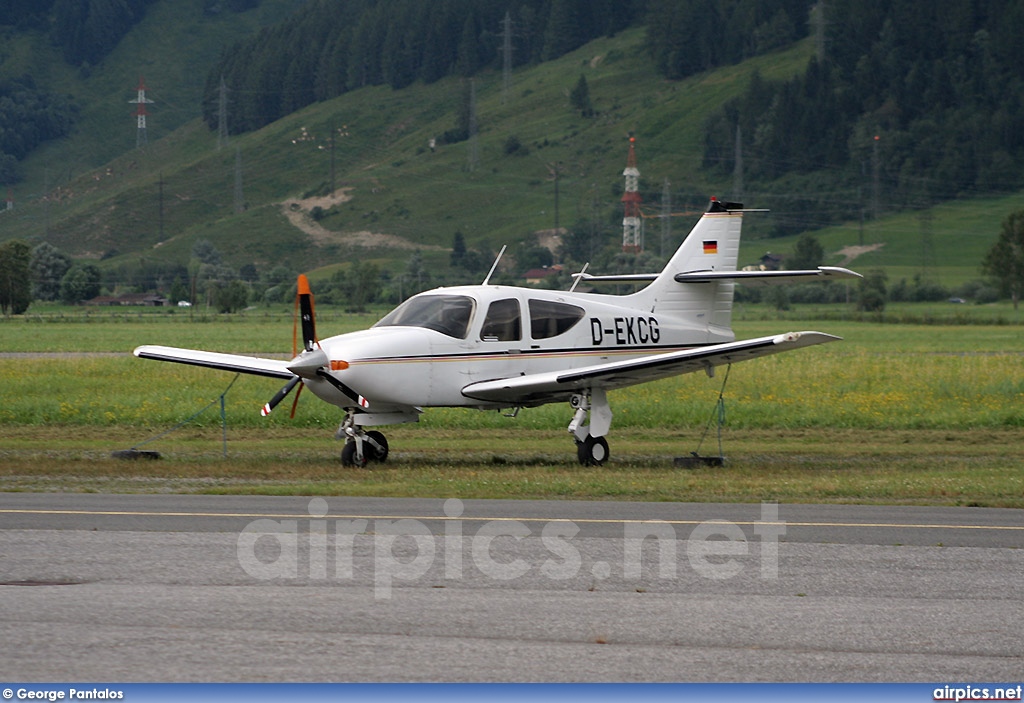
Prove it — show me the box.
[341,440,367,468]
[577,435,609,466]
[365,430,389,462]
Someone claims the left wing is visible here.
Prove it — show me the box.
[461,331,838,406]
[133,345,294,379]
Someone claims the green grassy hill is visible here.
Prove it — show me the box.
[0,10,1017,290]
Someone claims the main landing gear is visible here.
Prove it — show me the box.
[568,389,613,466]
[336,393,615,467]
[338,413,389,467]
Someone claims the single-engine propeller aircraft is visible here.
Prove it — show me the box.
[135,198,860,466]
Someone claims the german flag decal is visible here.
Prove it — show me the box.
[703,240,718,254]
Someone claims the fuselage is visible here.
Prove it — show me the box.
[300,284,735,412]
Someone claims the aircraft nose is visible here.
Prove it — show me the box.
[287,347,328,377]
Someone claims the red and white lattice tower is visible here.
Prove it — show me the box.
[621,136,643,253]
[129,77,154,147]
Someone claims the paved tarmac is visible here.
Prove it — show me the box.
[0,493,1021,682]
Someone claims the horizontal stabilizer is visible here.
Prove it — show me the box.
[574,266,860,286]
[674,266,862,286]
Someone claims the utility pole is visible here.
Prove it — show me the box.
[919,208,934,279]
[551,162,561,237]
[467,79,480,171]
[872,134,880,220]
[328,120,336,193]
[661,178,671,258]
[810,2,827,62]
[501,11,513,105]
[732,124,744,203]
[217,76,229,150]
[158,173,164,240]
[234,147,245,214]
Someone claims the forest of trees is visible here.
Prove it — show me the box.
[1,0,159,66]
[5,0,1024,245]
[0,0,164,184]
[0,76,78,184]
[202,0,643,133]
[201,0,821,135]
[700,0,1024,235]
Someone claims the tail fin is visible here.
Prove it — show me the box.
[627,198,744,340]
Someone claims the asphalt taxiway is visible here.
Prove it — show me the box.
[0,493,1021,681]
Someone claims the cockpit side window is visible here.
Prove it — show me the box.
[374,294,475,339]
[528,299,585,339]
[480,298,521,342]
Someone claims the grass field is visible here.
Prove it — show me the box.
[1,307,1022,506]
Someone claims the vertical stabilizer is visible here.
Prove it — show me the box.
[627,198,744,340]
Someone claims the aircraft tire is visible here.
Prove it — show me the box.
[366,431,389,462]
[577,435,609,466]
[341,440,367,467]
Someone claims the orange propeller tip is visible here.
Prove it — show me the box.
[297,274,312,296]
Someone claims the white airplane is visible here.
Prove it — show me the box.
[135,198,860,466]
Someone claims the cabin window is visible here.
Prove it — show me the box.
[374,294,475,339]
[528,299,584,339]
[480,298,521,342]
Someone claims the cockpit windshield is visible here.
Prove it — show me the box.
[374,294,476,339]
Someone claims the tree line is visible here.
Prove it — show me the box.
[0,76,78,185]
[700,0,1024,236]
[202,0,642,134]
[2,0,158,66]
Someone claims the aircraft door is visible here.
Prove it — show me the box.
[472,297,524,383]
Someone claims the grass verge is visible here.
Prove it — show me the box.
[1,426,1020,507]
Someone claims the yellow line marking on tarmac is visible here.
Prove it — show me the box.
[1,508,1021,531]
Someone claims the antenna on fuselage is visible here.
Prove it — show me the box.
[568,262,590,293]
[482,244,507,285]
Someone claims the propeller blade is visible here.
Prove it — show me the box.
[297,274,317,353]
[261,376,301,417]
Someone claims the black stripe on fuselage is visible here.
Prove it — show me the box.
[345,344,706,365]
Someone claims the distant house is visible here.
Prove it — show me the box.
[743,253,783,272]
[523,265,562,285]
[86,293,170,307]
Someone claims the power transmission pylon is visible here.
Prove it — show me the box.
[621,137,642,253]
[129,77,154,148]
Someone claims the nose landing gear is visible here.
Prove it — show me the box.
[337,413,389,467]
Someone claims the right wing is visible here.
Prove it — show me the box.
[462,331,839,406]
[133,345,294,380]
